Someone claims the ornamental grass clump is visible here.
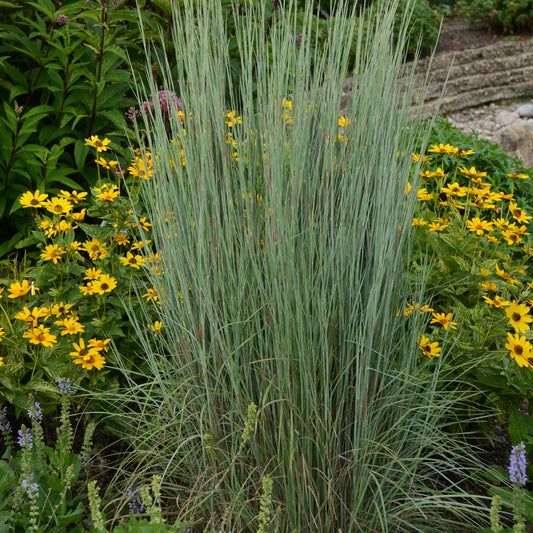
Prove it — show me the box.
[101,1,491,531]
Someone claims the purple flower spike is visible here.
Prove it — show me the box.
[508,441,528,486]
[17,427,33,449]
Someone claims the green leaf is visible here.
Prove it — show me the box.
[507,404,529,444]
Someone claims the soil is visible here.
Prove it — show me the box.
[434,16,524,55]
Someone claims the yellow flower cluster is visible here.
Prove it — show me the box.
[408,141,533,368]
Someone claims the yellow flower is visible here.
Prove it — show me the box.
[417,188,433,202]
[58,317,85,336]
[441,182,468,197]
[119,251,145,269]
[428,143,458,156]
[459,166,487,179]
[482,295,510,308]
[40,244,66,264]
[70,338,96,359]
[23,326,57,347]
[88,338,111,352]
[138,217,152,231]
[7,280,39,298]
[50,302,74,317]
[14,306,48,326]
[71,209,87,222]
[95,157,119,169]
[428,221,448,232]
[80,282,97,296]
[85,135,111,152]
[43,196,73,216]
[501,229,522,246]
[411,218,428,227]
[495,264,518,285]
[94,184,120,202]
[127,155,153,179]
[19,190,49,208]
[507,172,529,181]
[149,321,163,332]
[466,217,493,236]
[92,274,117,295]
[143,288,160,303]
[508,202,532,224]
[73,351,106,370]
[113,232,130,246]
[479,280,497,292]
[84,268,102,281]
[70,338,106,370]
[505,332,533,368]
[59,190,88,203]
[0,326,5,342]
[430,312,457,330]
[506,301,533,333]
[418,335,441,358]
[82,238,108,260]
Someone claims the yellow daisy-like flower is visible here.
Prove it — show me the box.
[508,202,532,224]
[0,326,5,342]
[94,184,120,202]
[142,287,160,303]
[14,306,48,326]
[71,209,87,222]
[70,338,96,359]
[428,221,448,232]
[138,217,152,231]
[43,196,73,216]
[23,325,57,347]
[92,274,117,295]
[505,332,533,368]
[501,229,522,246]
[7,280,39,298]
[73,351,107,370]
[50,302,75,317]
[466,217,493,236]
[82,238,108,260]
[95,157,119,170]
[506,301,533,333]
[88,338,111,352]
[441,182,468,197]
[80,282,97,296]
[149,320,163,332]
[59,190,88,203]
[19,190,49,208]
[85,135,111,152]
[417,188,433,202]
[495,264,518,285]
[119,251,145,269]
[459,166,487,179]
[0,356,3,365]
[113,232,130,246]
[479,280,497,292]
[58,317,85,336]
[40,244,66,264]
[482,295,510,308]
[84,268,102,281]
[411,218,428,227]
[428,143,458,156]
[418,335,441,358]
[507,172,529,181]
[127,155,153,180]
[430,312,457,330]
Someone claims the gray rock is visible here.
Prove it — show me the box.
[494,124,533,169]
[516,103,533,118]
[496,110,519,126]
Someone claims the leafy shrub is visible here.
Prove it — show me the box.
[455,0,533,33]
[407,120,533,440]
[0,0,170,256]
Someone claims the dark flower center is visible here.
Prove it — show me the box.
[512,313,521,322]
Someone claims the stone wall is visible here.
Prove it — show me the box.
[406,39,533,118]
[341,38,533,119]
